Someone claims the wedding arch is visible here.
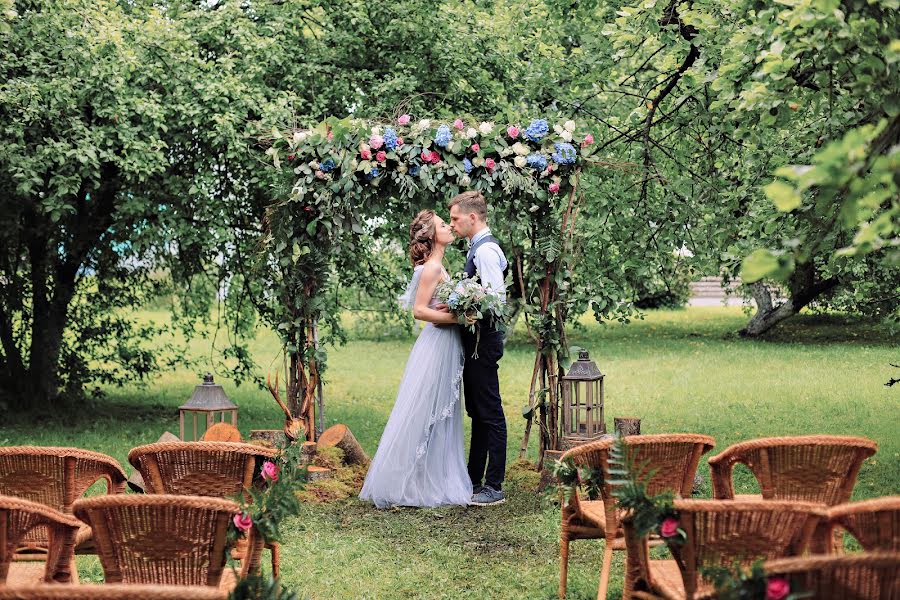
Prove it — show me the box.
[261,114,616,463]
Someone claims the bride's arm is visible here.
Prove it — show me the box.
[413,263,458,325]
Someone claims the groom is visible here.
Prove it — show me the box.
[447,191,508,506]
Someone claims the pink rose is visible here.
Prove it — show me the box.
[304,206,313,212]
[326,131,334,141]
[581,133,594,147]
[471,143,480,153]
[430,151,441,164]
[660,517,679,538]
[376,150,387,163]
[396,137,404,146]
[548,182,560,194]
[369,135,384,150]
[766,577,790,600]
[287,154,295,161]
[360,149,372,160]
[507,125,519,139]
[314,170,325,179]
[233,512,252,532]
[421,150,432,162]
[261,461,279,483]
[397,114,411,125]
[485,158,496,171]
[454,118,464,130]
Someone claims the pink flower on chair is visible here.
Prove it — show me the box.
[233,512,252,532]
[369,134,384,150]
[507,125,519,139]
[659,517,680,538]
[548,182,560,194]
[485,158,496,171]
[360,149,372,160]
[470,143,480,153]
[453,118,464,130]
[397,114,411,125]
[765,577,790,600]
[261,461,279,483]
[581,133,594,147]
[376,150,387,163]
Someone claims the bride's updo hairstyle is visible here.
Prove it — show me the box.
[409,209,436,266]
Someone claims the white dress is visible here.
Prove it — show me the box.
[359,266,472,508]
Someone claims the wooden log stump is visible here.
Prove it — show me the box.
[250,429,288,449]
[300,441,317,465]
[614,417,641,437]
[318,424,370,466]
[307,466,333,481]
[202,422,242,442]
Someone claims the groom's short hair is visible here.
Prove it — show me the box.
[448,191,487,221]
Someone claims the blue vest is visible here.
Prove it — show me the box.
[464,234,504,280]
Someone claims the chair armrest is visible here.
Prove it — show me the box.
[622,516,653,597]
[707,453,737,500]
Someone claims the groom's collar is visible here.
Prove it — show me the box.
[468,227,492,247]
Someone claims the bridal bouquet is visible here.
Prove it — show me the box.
[436,273,506,356]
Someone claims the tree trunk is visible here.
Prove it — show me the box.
[318,424,369,466]
[740,265,840,337]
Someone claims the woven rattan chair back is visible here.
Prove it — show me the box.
[72,494,241,586]
[0,495,81,584]
[644,500,825,598]
[0,447,126,551]
[708,435,877,505]
[0,584,229,599]
[827,496,900,552]
[128,442,276,497]
[761,553,900,600]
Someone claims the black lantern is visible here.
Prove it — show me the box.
[179,373,238,441]
[561,350,605,449]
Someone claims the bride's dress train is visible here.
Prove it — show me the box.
[360,267,472,508]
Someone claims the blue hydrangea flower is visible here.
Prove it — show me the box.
[366,167,380,181]
[409,164,421,177]
[320,158,336,173]
[384,127,399,151]
[524,119,549,142]
[526,153,548,171]
[552,142,577,165]
[462,158,473,174]
[434,124,452,148]
[448,291,460,308]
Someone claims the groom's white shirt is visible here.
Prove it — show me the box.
[470,227,508,303]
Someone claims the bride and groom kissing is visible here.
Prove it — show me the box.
[360,191,509,508]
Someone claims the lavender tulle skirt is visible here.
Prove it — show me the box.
[360,321,472,508]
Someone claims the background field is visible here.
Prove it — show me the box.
[2,308,897,599]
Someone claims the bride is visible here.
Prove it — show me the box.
[359,209,473,508]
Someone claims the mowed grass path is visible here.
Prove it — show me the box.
[2,308,897,598]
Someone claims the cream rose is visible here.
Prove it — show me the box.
[479,121,494,135]
[514,155,527,168]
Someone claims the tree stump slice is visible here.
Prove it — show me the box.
[318,424,370,466]
[202,422,242,442]
[250,429,288,448]
[307,466,333,481]
[614,417,641,437]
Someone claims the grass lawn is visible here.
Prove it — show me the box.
[2,308,897,598]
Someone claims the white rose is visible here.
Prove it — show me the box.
[472,156,485,167]
[514,155,527,168]
[417,119,431,131]
[500,147,513,157]
[293,131,307,144]
[512,142,530,156]
[553,124,564,135]
[461,175,471,186]
[560,130,573,142]
[564,120,576,132]
[309,161,319,169]
[479,121,494,135]
[350,159,358,169]
[371,126,382,135]
[466,127,478,139]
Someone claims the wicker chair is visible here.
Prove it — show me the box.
[708,435,877,505]
[0,585,229,599]
[72,494,261,589]
[127,441,280,576]
[826,496,900,552]
[0,446,127,555]
[558,434,715,600]
[760,553,900,600]
[0,495,80,585]
[623,499,825,600]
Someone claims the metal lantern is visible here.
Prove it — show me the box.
[561,350,606,449]
[179,373,238,441]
